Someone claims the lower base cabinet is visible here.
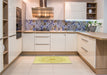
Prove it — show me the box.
[16,38,22,54]
[66,34,77,51]
[51,33,66,51]
[78,35,96,68]
[35,45,50,51]
[35,33,51,51]
[8,36,17,64]
[22,33,35,51]
[22,33,77,52]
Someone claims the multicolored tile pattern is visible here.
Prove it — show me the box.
[25,20,90,31]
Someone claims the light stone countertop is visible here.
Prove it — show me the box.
[22,30,107,40]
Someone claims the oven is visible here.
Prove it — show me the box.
[16,7,22,39]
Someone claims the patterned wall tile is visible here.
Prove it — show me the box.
[25,20,90,31]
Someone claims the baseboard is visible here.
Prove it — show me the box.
[96,68,107,74]
[0,52,22,75]
[78,53,96,73]
[21,51,78,56]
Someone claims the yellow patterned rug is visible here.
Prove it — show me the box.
[33,56,72,64]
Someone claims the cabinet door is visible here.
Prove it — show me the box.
[47,0,64,20]
[8,0,16,36]
[51,33,66,51]
[66,34,77,51]
[16,38,22,54]
[88,37,96,68]
[0,40,3,72]
[8,36,17,64]
[22,33,35,51]
[0,0,3,38]
[65,2,86,19]
[0,52,3,73]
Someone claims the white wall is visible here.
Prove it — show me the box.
[94,0,104,32]
[22,1,26,31]
[23,0,39,20]
[104,0,107,33]
[23,0,94,20]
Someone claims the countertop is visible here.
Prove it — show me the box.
[22,31,107,40]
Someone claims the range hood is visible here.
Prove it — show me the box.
[32,0,54,19]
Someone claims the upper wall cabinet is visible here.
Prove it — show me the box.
[47,0,64,20]
[65,2,86,20]
[87,3,97,19]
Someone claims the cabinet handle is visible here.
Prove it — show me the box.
[81,47,88,52]
[9,34,16,37]
[35,36,49,38]
[81,38,88,42]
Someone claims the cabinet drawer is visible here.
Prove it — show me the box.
[35,33,50,37]
[80,46,89,55]
[78,34,96,68]
[79,35,89,45]
[35,45,50,51]
[79,35,95,50]
[35,37,50,44]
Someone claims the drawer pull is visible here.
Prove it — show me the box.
[35,36,49,38]
[81,47,88,52]
[81,38,88,42]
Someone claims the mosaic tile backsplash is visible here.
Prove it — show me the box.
[25,20,90,31]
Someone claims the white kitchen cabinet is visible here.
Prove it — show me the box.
[35,45,50,51]
[78,35,96,68]
[22,33,35,51]
[35,33,50,51]
[65,2,86,19]
[87,37,96,68]
[16,38,22,54]
[0,52,3,73]
[8,36,17,64]
[66,34,77,51]
[47,0,64,20]
[0,40,3,73]
[8,0,16,36]
[51,33,66,51]
[0,0,3,39]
